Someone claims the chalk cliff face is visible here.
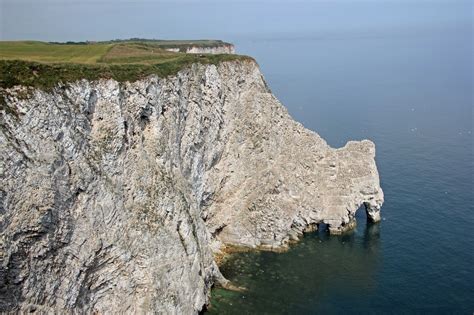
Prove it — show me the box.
[0,60,383,313]
[165,44,235,54]
[185,44,235,54]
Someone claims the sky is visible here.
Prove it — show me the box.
[0,0,471,42]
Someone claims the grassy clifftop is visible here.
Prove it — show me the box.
[0,40,249,90]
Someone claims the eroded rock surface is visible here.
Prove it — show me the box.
[164,44,235,54]
[185,44,235,54]
[0,60,383,313]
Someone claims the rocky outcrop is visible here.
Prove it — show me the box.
[0,59,383,313]
[165,44,235,54]
[185,44,235,54]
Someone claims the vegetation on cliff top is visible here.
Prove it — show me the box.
[0,40,250,90]
[98,39,234,51]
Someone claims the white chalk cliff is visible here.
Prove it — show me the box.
[0,59,383,313]
[185,44,235,54]
[165,44,235,54]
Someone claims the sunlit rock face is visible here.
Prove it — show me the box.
[164,44,235,54]
[185,44,235,54]
[0,59,383,313]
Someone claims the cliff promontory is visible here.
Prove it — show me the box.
[0,50,383,313]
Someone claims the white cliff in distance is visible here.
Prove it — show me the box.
[165,43,235,54]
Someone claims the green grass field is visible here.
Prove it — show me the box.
[0,40,249,89]
[0,41,113,64]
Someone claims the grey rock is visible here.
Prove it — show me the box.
[0,59,383,313]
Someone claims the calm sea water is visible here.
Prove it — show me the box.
[208,1,473,314]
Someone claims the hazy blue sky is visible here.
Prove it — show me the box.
[1,0,471,42]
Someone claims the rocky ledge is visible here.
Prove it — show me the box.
[0,59,383,313]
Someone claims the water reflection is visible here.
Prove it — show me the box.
[208,219,381,314]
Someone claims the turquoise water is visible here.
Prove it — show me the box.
[208,2,473,314]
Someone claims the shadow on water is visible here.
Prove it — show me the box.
[208,210,382,314]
